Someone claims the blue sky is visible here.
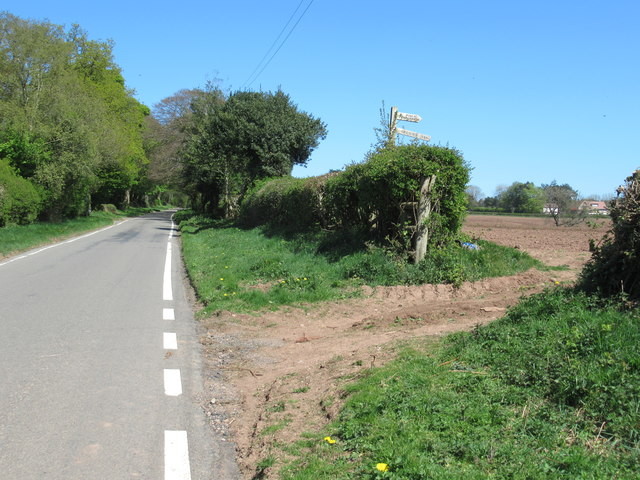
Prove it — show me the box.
[4,0,638,198]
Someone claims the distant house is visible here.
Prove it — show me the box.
[578,200,610,215]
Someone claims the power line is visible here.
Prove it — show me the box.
[243,0,315,89]
[241,0,306,89]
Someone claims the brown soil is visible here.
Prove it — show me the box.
[196,215,610,479]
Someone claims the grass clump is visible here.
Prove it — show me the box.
[281,289,640,479]
[175,212,543,313]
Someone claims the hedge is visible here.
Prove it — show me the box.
[238,145,469,255]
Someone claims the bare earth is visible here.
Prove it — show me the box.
[195,215,610,478]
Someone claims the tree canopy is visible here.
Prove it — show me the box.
[542,180,581,226]
[498,181,545,214]
[181,88,327,214]
[0,12,151,221]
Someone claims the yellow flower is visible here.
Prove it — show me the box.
[554,280,560,285]
[323,436,336,444]
[220,278,224,281]
[223,293,228,297]
[376,463,389,472]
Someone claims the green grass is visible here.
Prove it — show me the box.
[0,212,117,256]
[175,211,544,314]
[0,206,171,257]
[280,290,640,479]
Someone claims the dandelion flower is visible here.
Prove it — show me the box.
[223,293,228,297]
[554,281,560,285]
[323,436,336,444]
[376,463,389,472]
[220,278,224,281]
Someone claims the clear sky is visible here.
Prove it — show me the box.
[3,0,638,198]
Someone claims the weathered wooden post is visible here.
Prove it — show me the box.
[388,106,434,262]
[389,106,398,144]
[414,175,437,263]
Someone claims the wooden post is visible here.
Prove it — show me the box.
[389,106,398,145]
[414,175,437,264]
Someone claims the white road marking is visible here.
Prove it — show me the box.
[163,308,175,320]
[0,220,129,268]
[169,217,176,239]
[164,369,183,396]
[164,430,192,480]
[164,332,178,350]
[163,242,173,301]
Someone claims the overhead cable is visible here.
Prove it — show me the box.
[243,0,315,88]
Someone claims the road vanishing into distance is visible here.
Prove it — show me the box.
[0,211,238,479]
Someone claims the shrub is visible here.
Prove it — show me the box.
[580,169,640,300]
[0,159,43,226]
[239,176,324,229]
[238,145,469,258]
[325,144,469,251]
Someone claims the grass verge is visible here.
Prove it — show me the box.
[175,211,544,315]
[0,206,170,258]
[280,289,640,479]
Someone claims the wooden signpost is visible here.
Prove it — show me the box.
[396,112,422,123]
[388,106,435,262]
[389,106,430,144]
[395,128,431,142]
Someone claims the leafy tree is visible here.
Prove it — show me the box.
[499,181,545,213]
[482,196,499,208]
[180,86,227,213]
[144,89,203,188]
[465,185,483,208]
[183,88,327,215]
[0,13,151,218]
[541,180,583,226]
[68,26,149,208]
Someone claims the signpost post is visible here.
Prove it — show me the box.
[387,106,434,262]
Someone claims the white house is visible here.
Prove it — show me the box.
[578,200,610,215]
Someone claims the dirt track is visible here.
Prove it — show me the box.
[196,215,610,478]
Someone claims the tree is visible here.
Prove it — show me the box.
[182,88,327,215]
[0,13,151,218]
[499,181,545,213]
[144,89,203,188]
[542,180,582,226]
[465,185,483,208]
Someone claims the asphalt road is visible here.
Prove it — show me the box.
[0,211,238,479]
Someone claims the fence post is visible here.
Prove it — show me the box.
[414,175,437,263]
